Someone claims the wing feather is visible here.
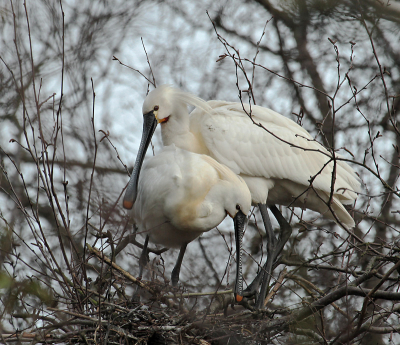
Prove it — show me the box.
[197,101,360,203]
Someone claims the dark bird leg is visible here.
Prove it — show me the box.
[255,205,292,309]
[171,243,188,286]
[138,235,150,279]
[244,203,276,298]
[131,234,149,302]
[244,204,292,309]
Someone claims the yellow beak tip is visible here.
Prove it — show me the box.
[123,200,134,210]
[235,294,243,303]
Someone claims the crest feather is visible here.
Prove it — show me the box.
[159,84,212,114]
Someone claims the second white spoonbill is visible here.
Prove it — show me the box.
[126,144,251,301]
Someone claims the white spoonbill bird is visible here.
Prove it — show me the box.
[123,85,360,308]
[126,144,251,301]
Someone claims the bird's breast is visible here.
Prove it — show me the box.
[148,222,204,248]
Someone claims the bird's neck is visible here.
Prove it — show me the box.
[160,112,208,154]
[161,130,202,153]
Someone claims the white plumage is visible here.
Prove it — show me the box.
[132,144,251,248]
[127,144,251,299]
[140,85,360,229]
[123,84,360,308]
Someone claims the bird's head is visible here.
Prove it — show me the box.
[224,179,252,222]
[123,86,178,210]
[201,155,251,221]
[142,85,175,124]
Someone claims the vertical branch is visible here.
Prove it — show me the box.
[58,0,70,234]
[83,78,98,287]
[359,4,399,137]
[141,37,157,88]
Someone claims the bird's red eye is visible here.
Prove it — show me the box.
[154,105,159,111]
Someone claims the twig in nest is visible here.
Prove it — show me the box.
[86,244,157,295]
[264,268,287,306]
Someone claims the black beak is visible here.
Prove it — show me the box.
[123,111,158,209]
[233,209,246,302]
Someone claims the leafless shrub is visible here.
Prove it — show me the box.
[0,0,399,344]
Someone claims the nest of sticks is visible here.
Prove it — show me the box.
[4,243,292,345]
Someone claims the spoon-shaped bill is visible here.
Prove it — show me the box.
[123,111,157,209]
